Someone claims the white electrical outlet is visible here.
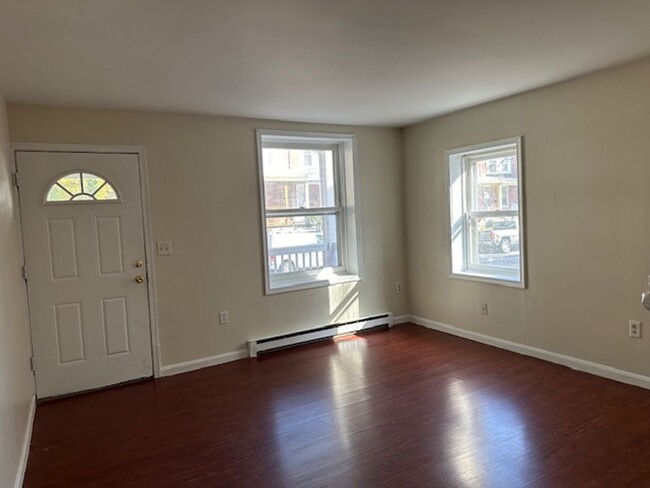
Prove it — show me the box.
[480,303,489,316]
[629,320,642,339]
[219,311,229,325]
[396,281,404,294]
[156,241,173,256]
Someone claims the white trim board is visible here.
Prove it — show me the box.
[160,350,249,377]
[14,395,36,488]
[410,315,650,391]
[393,315,410,325]
[164,313,396,375]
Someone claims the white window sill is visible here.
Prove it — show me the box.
[267,271,361,295]
[450,270,524,289]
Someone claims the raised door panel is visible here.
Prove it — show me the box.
[101,297,131,357]
[47,218,79,280]
[95,216,125,276]
[53,302,86,364]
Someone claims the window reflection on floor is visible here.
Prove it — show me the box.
[330,335,369,449]
[270,334,369,482]
[447,379,530,486]
[270,336,532,486]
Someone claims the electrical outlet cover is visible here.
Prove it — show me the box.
[629,320,642,339]
[219,311,229,325]
[156,241,173,256]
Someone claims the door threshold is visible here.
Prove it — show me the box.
[37,376,153,404]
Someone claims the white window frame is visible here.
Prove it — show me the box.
[257,130,362,294]
[446,137,526,288]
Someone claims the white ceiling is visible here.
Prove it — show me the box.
[1,0,650,127]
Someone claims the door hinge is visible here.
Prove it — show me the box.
[22,264,28,281]
[12,172,19,188]
[29,356,35,372]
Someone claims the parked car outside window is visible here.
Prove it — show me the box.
[479,218,519,253]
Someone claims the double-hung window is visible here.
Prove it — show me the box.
[257,130,361,294]
[447,137,526,287]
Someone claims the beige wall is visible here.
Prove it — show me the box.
[7,107,408,366]
[0,92,34,486]
[404,57,650,376]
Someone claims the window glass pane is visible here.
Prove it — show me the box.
[82,173,106,194]
[57,173,82,195]
[263,148,336,210]
[93,183,118,201]
[46,184,72,202]
[472,216,520,269]
[266,214,339,274]
[468,152,520,273]
[72,194,94,201]
[470,155,518,212]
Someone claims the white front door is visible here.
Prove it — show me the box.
[17,150,153,398]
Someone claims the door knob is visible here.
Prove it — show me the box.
[134,260,144,268]
[135,275,145,284]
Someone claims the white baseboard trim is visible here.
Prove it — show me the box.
[410,315,650,391]
[160,350,248,377]
[161,312,398,376]
[393,314,410,325]
[14,395,36,488]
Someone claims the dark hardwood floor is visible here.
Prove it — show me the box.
[25,324,650,487]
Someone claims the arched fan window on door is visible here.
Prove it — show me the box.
[45,172,120,203]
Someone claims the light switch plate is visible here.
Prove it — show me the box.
[156,241,173,256]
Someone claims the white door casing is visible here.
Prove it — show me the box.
[17,150,153,398]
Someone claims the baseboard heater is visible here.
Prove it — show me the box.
[248,313,394,357]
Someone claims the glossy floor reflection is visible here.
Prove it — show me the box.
[25,324,650,487]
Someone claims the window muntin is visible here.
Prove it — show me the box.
[447,138,525,287]
[258,131,360,294]
[45,172,119,203]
